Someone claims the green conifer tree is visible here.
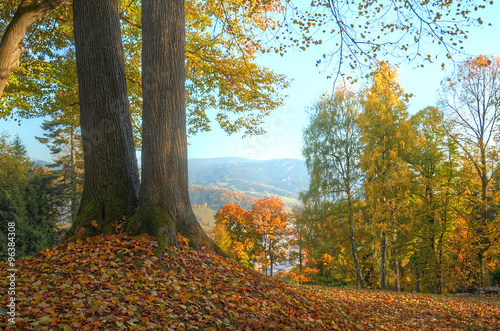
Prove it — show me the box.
[37,107,83,226]
[0,134,61,259]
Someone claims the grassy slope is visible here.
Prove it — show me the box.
[192,206,217,229]
[1,234,498,330]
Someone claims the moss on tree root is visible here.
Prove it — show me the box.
[127,203,179,257]
[64,201,102,241]
[65,183,138,240]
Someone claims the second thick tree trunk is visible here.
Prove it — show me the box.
[132,0,212,253]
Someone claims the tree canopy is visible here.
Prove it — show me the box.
[0,0,289,139]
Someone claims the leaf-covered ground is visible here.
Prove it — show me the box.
[1,234,499,330]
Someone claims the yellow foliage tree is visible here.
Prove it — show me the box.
[359,62,414,290]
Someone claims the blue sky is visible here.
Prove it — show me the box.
[2,3,500,162]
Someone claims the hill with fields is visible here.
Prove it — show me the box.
[188,157,308,200]
[189,186,258,229]
[188,158,309,228]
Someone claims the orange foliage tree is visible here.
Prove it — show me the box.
[251,196,291,276]
[213,204,257,267]
[213,196,292,276]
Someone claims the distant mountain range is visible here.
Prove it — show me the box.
[35,160,52,167]
[188,157,309,200]
[188,157,309,229]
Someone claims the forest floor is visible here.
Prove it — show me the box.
[1,233,499,330]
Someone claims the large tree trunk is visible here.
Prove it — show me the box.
[0,0,68,98]
[130,0,214,254]
[66,0,140,240]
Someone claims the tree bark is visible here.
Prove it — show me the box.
[435,232,444,294]
[298,232,303,272]
[393,258,400,292]
[66,0,140,240]
[380,231,386,290]
[69,124,77,221]
[270,249,274,276]
[0,0,69,98]
[131,0,216,255]
[347,193,364,289]
[479,145,488,288]
[414,261,420,293]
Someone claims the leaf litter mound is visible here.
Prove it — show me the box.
[1,233,499,330]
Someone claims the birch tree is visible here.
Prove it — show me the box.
[302,87,365,288]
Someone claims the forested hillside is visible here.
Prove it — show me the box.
[189,185,258,210]
[188,158,308,200]
[189,186,258,229]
